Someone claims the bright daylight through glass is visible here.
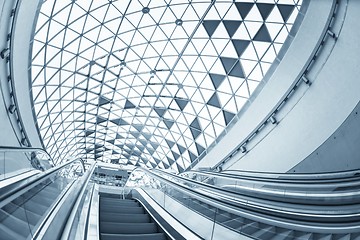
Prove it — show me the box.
[31,0,302,172]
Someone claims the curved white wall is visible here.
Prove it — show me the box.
[290,102,360,173]
[0,0,22,146]
[11,0,43,148]
[0,0,43,148]
[196,0,360,173]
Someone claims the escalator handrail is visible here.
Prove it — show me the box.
[182,170,360,187]
[156,169,360,205]
[191,168,360,181]
[59,163,96,240]
[30,162,93,240]
[135,168,360,232]
[0,146,55,177]
[31,162,95,240]
[0,146,54,163]
[137,168,360,221]
[0,157,84,206]
[130,168,360,234]
[0,145,50,152]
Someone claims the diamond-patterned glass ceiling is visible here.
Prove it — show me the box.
[31,0,302,172]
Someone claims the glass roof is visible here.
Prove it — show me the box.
[31,0,302,172]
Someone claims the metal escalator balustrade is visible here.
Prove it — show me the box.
[125,168,360,240]
[99,192,168,240]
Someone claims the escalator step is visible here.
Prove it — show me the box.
[214,213,232,223]
[27,184,60,197]
[270,229,294,240]
[100,198,140,207]
[0,209,33,237]
[23,192,56,206]
[2,202,42,226]
[12,197,48,215]
[100,193,124,199]
[292,231,313,240]
[100,222,158,234]
[222,217,245,229]
[100,232,167,240]
[252,226,276,239]
[240,222,259,235]
[100,213,150,223]
[100,205,144,214]
[0,224,24,240]
[35,188,60,200]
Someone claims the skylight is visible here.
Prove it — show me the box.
[31,0,302,172]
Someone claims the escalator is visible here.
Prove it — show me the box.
[2,146,360,239]
[177,197,278,239]
[0,147,91,240]
[99,192,168,240]
[0,179,68,239]
[126,167,360,240]
[0,147,196,240]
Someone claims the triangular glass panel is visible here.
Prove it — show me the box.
[85,148,93,153]
[229,61,245,78]
[154,108,167,117]
[133,124,143,132]
[172,151,180,160]
[164,119,174,129]
[177,144,186,154]
[202,20,221,37]
[124,100,136,109]
[98,95,111,106]
[195,143,205,155]
[175,98,189,111]
[220,57,238,74]
[256,3,274,20]
[232,39,250,57]
[166,139,175,148]
[207,93,221,108]
[176,163,184,172]
[209,73,226,89]
[190,128,201,139]
[96,116,107,124]
[190,118,201,131]
[223,20,241,38]
[188,151,198,162]
[277,4,295,22]
[94,144,103,149]
[223,110,236,125]
[116,133,124,139]
[85,130,95,137]
[253,24,272,42]
[234,2,254,19]
[110,118,128,126]
[150,142,159,150]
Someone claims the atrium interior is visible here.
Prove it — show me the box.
[1,0,360,239]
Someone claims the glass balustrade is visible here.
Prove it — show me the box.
[0,147,54,182]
